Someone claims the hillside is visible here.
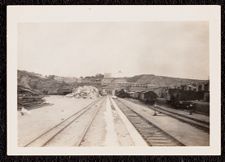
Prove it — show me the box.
[126,74,207,87]
[54,76,78,84]
[18,70,209,95]
[18,70,74,95]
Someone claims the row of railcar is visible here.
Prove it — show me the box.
[163,88,206,109]
[115,88,208,110]
[115,89,158,105]
[164,89,204,102]
[115,89,129,98]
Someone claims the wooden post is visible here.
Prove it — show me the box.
[153,104,157,116]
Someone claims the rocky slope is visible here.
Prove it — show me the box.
[18,70,74,95]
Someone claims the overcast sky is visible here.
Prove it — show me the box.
[18,22,209,80]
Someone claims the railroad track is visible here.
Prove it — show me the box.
[149,105,209,132]
[24,97,105,147]
[115,99,185,146]
[126,99,209,132]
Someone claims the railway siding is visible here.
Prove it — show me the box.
[110,97,148,146]
[117,98,209,146]
[125,98,209,132]
[115,99,184,146]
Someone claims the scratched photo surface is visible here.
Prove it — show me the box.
[17,22,209,147]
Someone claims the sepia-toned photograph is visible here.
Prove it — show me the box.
[17,22,210,147]
[7,6,221,155]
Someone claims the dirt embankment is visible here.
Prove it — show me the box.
[18,70,74,95]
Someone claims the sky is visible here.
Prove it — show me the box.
[18,22,209,80]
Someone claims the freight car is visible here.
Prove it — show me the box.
[165,88,204,109]
[139,91,158,105]
[127,91,135,98]
[115,89,129,98]
[99,89,107,96]
[133,91,142,99]
[115,89,158,105]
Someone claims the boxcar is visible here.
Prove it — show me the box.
[115,89,129,98]
[166,89,204,102]
[127,92,135,98]
[133,92,141,99]
[139,91,158,105]
[165,88,205,109]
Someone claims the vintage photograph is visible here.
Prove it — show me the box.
[17,22,209,147]
[7,6,221,155]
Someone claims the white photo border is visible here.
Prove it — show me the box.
[7,5,221,155]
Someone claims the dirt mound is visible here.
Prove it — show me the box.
[66,86,100,99]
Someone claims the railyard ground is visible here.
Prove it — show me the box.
[18,95,209,147]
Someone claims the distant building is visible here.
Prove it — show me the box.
[54,76,78,84]
[104,73,111,78]
[111,78,127,85]
[185,84,197,91]
[147,83,156,88]
[101,78,114,86]
[175,81,209,92]
[77,78,82,83]
[196,82,209,92]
